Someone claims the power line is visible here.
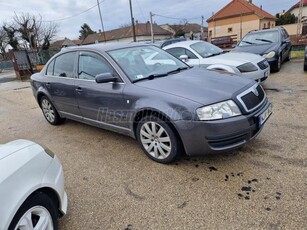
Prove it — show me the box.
[42,0,105,22]
[135,0,148,22]
[153,13,201,21]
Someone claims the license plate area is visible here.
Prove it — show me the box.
[258,104,272,127]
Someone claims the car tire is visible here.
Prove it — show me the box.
[8,192,58,230]
[40,96,65,125]
[285,53,290,62]
[304,64,307,71]
[136,115,181,163]
[274,55,281,72]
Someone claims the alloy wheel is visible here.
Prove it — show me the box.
[140,121,172,160]
[41,99,55,123]
[14,206,53,230]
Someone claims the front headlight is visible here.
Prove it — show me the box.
[263,51,276,59]
[237,62,258,73]
[196,100,242,121]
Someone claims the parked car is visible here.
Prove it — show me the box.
[31,43,272,164]
[152,37,186,48]
[232,27,292,72]
[163,40,270,82]
[0,139,67,230]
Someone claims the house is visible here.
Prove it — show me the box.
[160,23,208,40]
[287,0,307,19]
[82,22,172,45]
[207,0,276,44]
[50,38,81,49]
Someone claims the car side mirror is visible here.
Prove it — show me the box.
[95,72,118,83]
[179,54,189,62]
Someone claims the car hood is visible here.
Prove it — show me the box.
[0,139,36,160]
[204,52,263,67]
[135,67,254,105]
[232,43,280,55]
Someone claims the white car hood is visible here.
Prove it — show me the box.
[0,139,36,160]
[203,52,263,67]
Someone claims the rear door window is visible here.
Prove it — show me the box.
[53,52,76,78]
[46,59,55,75]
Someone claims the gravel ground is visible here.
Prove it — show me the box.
[0,59,306,230]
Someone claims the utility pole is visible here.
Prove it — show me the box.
[201,15,204,40]
[97,0,106,42]
[297,0,303,40]
[150,12,154,42]
[129,0,136,42]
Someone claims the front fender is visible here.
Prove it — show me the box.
[206,64,239,74]
[131,98,197,122]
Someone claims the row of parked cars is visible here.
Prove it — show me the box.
[2,27,291,229]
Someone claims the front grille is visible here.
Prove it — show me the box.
[237,85,266,112]
[257,60,269,70]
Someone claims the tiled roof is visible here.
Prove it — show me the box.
[83,22,172,45]
[50,38,76,47]
[287,0,307,13]
[207,0,275,22]
[168,23,208,33]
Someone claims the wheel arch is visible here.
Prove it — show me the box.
[206,64,238,74]
[133,109,185,152]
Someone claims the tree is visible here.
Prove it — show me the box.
[276,13,297,26]
[79,23,96,40]
[13,13,58,51]
[3,26,18,50]
[0,26,9,58]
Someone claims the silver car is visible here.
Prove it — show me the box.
[31,43,272,164]
[163,40,270,82]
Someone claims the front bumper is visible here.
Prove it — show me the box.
[174,100,271,156]
[241,66,270,83]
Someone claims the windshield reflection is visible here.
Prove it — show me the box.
[108,46,188,82]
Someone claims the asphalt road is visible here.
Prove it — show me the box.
[0,59,306,230]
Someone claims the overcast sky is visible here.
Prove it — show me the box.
[0,0,297,40]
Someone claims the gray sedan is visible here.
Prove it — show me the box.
[30,43,272,163]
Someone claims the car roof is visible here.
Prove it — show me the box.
[163,40,205,49]
[248,27,282,34]
[61,42,150,52]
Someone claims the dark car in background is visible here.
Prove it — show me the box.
[30,43,271,164]
[152,37,186,48]
[232,27,292,72]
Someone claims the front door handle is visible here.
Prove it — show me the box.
[75,87,83,93]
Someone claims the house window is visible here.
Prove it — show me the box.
[263,23,266,29]
[228,27,233,33]
[209,30,212,36]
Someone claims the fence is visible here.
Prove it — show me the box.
[0,60,13,70]
[211,34,238,49]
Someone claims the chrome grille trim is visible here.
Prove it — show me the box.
[236,84,266,113]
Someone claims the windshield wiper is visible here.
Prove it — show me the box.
[133,67,189,83]
[241,40,254,45]
[255,38,273,43]
[206,52,224,58]
[166,67,189,75]
[133,73,168,83]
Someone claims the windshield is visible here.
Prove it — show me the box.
[190,41,223,58]
[239,31,279,46]
[108,45,188,82]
